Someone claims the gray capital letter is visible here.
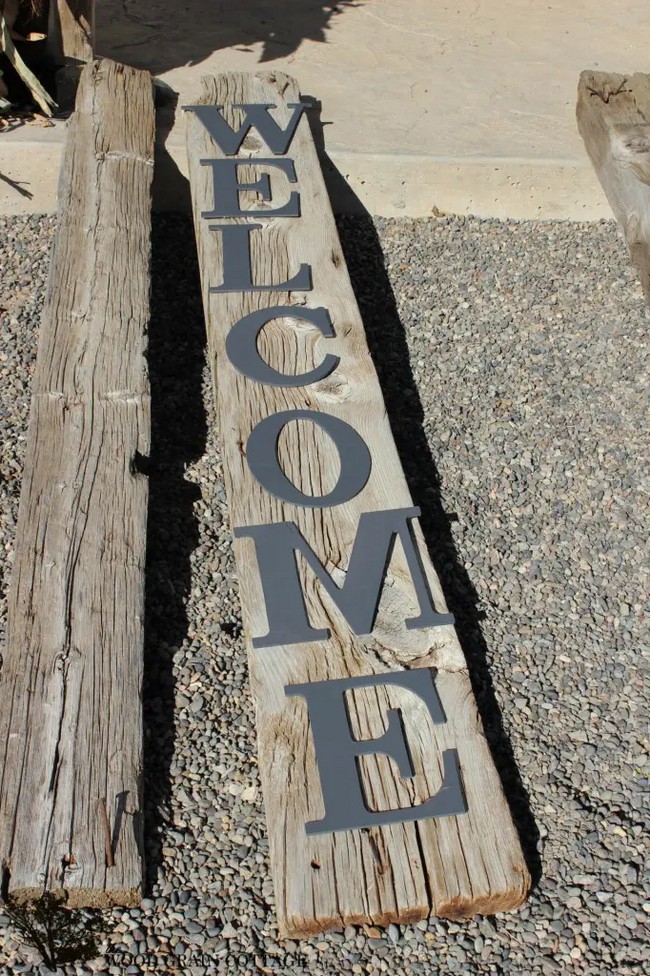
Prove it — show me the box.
[246,409,371,507]
[201,158,300,218]
[226,306,339,387]
[286,669,466,834]
[234,507,454,648]
[210,223,311,294]
[184,103,305,155]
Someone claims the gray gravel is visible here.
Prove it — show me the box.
[0,212,648,975]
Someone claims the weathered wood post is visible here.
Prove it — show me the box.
[48,0,94,63]
[577,72,650,304]
[0,58,153,907]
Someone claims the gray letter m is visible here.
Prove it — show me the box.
[234,507,454,649]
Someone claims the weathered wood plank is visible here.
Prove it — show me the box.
[48,0,94,63]
[0,59,153,907]
[186,72,530,937]
[577,71,650,303]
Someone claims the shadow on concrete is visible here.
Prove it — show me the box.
[143,100,540,897]
[99,0,363,72]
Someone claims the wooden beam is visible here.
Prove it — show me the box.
[48,0,94,63]
[577,71,650,303]
[0,59,153,907]
[186,72,530,937]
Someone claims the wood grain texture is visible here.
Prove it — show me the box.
[577,71,650,303]
[0,59,153,907]
[48,0,94,63]
[186,72,530,937]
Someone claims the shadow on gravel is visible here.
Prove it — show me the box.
[338,212,542,889]
[143,214,207,891]
[306,103,542,889]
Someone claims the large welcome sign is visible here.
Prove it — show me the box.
[185,72,529,936]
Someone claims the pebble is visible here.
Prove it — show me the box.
[0,214,647,976]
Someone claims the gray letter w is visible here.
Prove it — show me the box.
[183,103,305,156]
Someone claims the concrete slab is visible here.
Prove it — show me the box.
[1,0,648,217]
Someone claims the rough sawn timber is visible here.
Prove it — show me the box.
[0,59,153,907]
[186,72,531,937]
[577,71,650,304]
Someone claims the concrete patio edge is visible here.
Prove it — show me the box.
[0,119,609,220]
